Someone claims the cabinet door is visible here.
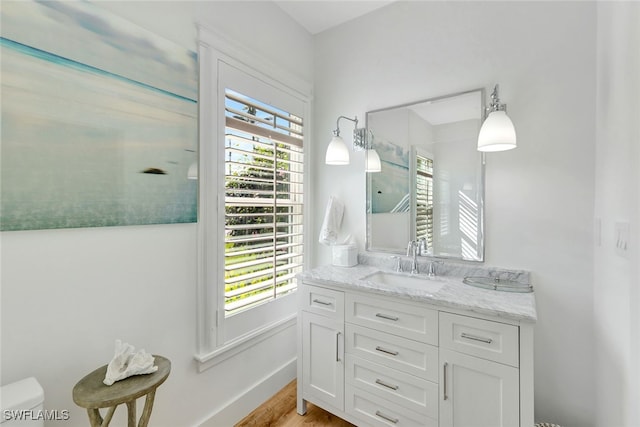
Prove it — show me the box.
[302,311,344,410]
[439,349,519,427]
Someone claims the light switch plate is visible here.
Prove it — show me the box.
[615,221,630,258]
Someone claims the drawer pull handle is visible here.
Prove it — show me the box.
[312,298,332,306]
[461,332,493,344]
[375,410,399,424]
[375,379,399,391]
[375,313,399,321]
[375,346,399,356]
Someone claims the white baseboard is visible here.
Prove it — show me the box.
[197,357,297,427]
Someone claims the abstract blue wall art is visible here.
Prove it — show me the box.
[1,1,198,231]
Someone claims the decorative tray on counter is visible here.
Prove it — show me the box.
[463,276,533,293]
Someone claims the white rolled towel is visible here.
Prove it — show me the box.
[319,196,344,246]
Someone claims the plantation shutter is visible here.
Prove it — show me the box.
[416,154,433,250]
[224,89,304,315]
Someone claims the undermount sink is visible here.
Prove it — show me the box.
[363,271,445,293]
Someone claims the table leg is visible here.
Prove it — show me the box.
[87,409,103,427]
[138,390,157,427]
[102,406,117,426]
[87,406,118,427]
[126,400,136,427]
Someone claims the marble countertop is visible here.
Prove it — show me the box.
[298,264,537,323]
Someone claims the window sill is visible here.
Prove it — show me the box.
[194,313,297,373]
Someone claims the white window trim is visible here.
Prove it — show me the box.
[194,23,313,371]
[194,312,297,373]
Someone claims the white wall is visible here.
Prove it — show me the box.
[594,2,640,426]
[0,2,312,426]
[313,2,597,426]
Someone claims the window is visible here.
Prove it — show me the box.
[195,28,311,367]
[416,153,434,252]
[224,89,304,315]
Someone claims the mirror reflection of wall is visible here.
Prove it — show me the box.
[430,118,483,259]
[366,89,485,261]
[368,108,411,250]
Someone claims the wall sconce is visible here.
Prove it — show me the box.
[325,115,381,172]
[477,84,517,152]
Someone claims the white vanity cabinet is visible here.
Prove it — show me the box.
[297,281,534,427]
[299,285,345,411]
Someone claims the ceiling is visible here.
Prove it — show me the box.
[274,1,396,35]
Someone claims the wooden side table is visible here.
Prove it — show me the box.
[73,355,170,427]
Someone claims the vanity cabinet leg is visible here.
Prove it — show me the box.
[297,397,307,415]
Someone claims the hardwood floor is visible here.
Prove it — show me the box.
[235,380,355,427]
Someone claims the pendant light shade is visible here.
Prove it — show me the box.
[365,148,381,173]
[477,110,517,152]
[325,135,350,165]
[478,84,517,152]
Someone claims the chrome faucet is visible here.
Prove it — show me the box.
[428,261,437,278]
[406,240,414,257]
[406,240,419,274]
[428,260,443,278]
[417,238,427,256]
[391,256,402,272]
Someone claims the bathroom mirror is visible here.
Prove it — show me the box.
[366,89,485,261]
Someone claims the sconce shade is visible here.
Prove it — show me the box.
[365,149,381,173]
[478,110,517,152]
[187,161,198,180]
[326,135,350,165]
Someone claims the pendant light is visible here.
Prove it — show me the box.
[478,84,517,152]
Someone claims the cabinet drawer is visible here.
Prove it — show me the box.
[346,324,438,381]
[439,312,519,367]
[346,354,438,418]
[346,383,437,427]
[301,284,344,320]
[346,293,438,345]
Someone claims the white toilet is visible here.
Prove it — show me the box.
[1,377,44,427]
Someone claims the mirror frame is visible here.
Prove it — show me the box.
[365,88,486,262]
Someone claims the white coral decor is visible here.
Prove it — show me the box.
[103,340,158,386]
